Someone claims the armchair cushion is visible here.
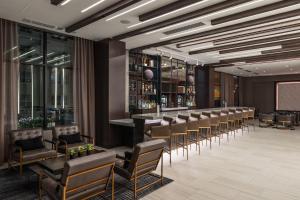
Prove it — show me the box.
[15,136,44,151]
[13,148,57,162]
[59,132,82,144]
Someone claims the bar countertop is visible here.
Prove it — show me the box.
[109,118,135,127]
[131,107,246,119]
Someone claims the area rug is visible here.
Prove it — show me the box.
[0,168,173,200]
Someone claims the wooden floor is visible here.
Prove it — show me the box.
[144,125,300,200]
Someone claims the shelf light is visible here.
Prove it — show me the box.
[13,49,36,60]
[81,0,106,13]
[128,0,210,29]
[106,0,156,21]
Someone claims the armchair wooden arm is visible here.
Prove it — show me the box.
[80,135,94,144]
[44,139,57,150]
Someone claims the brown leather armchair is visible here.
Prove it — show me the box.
[8,128,57,175]
[115,139,165,200]
[40,151,116,200]
[52,125,94,155]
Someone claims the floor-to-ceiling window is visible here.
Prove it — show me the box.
[18,26,74,128]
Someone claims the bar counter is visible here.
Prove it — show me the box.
[131,107,247,120]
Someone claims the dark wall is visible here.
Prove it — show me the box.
[239,74,300,113]
[195,67,209,108]
[221,73,235,106]
[94,39,126,147]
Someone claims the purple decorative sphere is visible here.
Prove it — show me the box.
[188,75,194,84]
[144,69,154,80]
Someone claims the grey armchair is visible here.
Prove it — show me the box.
[115,139,165,200]
[40,151,116,200]
[52,125,94,155]
[8,128,57,175]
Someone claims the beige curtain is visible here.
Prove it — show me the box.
[73,37,95,139]
[0,19,19,165]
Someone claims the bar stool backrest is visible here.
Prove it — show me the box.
[235,112,243,120]
[171,123,187,134]
[187,120,200,130]
[212,110,221,116]
[219,113,228,122]
[227,112,235,120]
[210,115,220,125]
[199,118,210,127]
[229,108,236,113]
[151,125,171,138]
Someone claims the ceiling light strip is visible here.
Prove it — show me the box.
[61,0,72,6]
[13,49,36,60]
[81,0,106,13]
[106,0,156,21]
[177,16,300,48]
[143,0,265,34]
[128,0,210,29]
[214,28,300,46]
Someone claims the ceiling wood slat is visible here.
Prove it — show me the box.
[113,0,252,40]
[189,32,300,55]
[133,9,300,50]
[212,0,300,25]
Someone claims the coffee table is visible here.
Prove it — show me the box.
[38,146,107,175]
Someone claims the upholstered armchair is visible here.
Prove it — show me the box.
[52,125,94,155]
[8,128,57,175]
[115,139,165,200]
[40,151,116,200]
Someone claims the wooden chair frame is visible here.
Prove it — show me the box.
[39,161,115,200]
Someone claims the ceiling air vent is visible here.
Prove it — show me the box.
[22,18,63,31]
[163,46,183,53]
[163,22,205,35]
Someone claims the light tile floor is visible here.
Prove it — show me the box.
[143,125,300,200]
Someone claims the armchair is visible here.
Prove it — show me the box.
[52,125,94,155]
[115,139,165,200]
[8,128,57,175]
[40,151,116,200]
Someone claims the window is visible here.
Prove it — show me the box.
[18,26,74,128]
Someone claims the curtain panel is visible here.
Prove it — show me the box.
[73,37,95,139]
[0,19,19,164]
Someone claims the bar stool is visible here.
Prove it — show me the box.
[178,114,199,152]
[199,116,212,149]
[241,108,250,133]
[248,108,256,131]
[150,125,172,165]
[209,113,221,146]
[235,110,244,135]
[223,110,237,138]
[170,122,189,161]
[219,111,230,142]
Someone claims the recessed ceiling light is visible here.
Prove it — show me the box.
[263,70,266,73]
[61,0,72,6]
[81,0,106,13]
[106,0,156,21]
[120,20,131,24]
